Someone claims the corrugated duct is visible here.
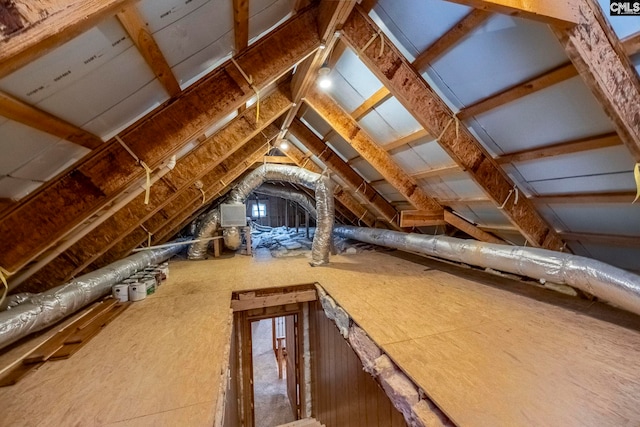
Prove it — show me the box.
[254,183,318,220]
[0,244,182,351]
[189,164,334,265]
[334,226,640,316]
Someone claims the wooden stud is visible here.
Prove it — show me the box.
[413,10,492,72]
[553,0,640,161]
[0,0,137,79]
[233,0,249,54]
[341,7,566,250]
[441,0,579,28]
[458,63,579,120]
[495,132,621,164]
[0,91,102,149]
[116,5,181,97]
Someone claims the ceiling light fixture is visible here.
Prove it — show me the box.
[318,65,331,89]
[279,140,289,150]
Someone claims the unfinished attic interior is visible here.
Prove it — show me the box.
[1,0,640,424]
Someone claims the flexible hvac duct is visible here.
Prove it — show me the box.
[0,244,182,351]
[334,226,640,316]
[254,183,318,220]
[189,164,334,265]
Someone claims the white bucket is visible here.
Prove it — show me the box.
[129,283,147,302]
[112,284,129,302]
[141,276,156,295]
[160,263,169,280]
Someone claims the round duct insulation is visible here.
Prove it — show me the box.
[188,164,334,265]
[334,226,640,317]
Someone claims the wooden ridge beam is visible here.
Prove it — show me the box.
[305,87,444,216]
[289,118,399,225]
[0,7,320,273]
[458,62,578,120]
[441,0,579,28]
[495,132,621,164]
[0,91,103,149]
[0,0,136,79]
[413,10,492,72]
[342,6,565,250]
[531,190,637,205]
[280,135,379,227]
[553,0,640,161]
[233,0,250,54]
[116,5,181,97]
[559,231,640,247]
[15,101,285,293]
[622,31,640,56]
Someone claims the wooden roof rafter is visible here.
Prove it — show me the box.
[341,6,567,250]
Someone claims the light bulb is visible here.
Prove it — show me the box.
[279,141,289,150]
[317,66,331,89]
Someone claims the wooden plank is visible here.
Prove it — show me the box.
[413,10,492,72]
[412,164,461,181]
[348,129,431,165]
[305,88,444,215]
[341,6,566,250]
[532,190,637,205]
[350,87,392,120]
[262,156,296,164]
[622,31,640,56]
[443,210,505,244]
[495,132,621,164]
[441,0,579,28]
[0,91,102,149]
[231,290,317,311]
[233,0,249,54]
[0,9,320,274]
[458,62,579,120]
[116,5,181,97]
[0,0,136,78]
[553,0,640,161]
[289,118,400,226]
[400,210,446,228]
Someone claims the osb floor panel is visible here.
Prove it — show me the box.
[1,249,640,426]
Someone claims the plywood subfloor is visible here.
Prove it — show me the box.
[1,249,640,426]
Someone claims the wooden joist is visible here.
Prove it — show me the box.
[0,7,320,274]
[231,289,317,311]
[443,210,505,244]
[348,129,431,165]
[341,6,566,250]
[400,210,447,228]
[621,31,640,56]
[233,0,250,53]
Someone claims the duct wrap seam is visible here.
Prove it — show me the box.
[189,165,334,265]
[334,226,640,316]
[0,244,183,350]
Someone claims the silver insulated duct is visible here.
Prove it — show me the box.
[0,244,182,351]
[254,183,318,220]
[189,164,335,265]
[334,226,640,316]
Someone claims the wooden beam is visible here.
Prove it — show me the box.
[348,129,431,164]
[413,10,492,72]
[412,164,461,181]
[342,6,566,250]
[289,118,400,225]
[350,86,393,120]
[233,0,249,54]
[559,231,640,247]
[444,211,505,244]
[458,63,578,120]
[280,136,379,227]
[0,91,102,149]
[231,289,317,311]
[531,191,637,205]
[116,5,181,97]
[0,7,320,273]
[621,31,640,56]
[305,88,444,214]
[495,133,621,164]
[400,210,446,228]
[441,0,579,28]
[553,0,640,161]
[262,156,296,164]
[0,0,136,78]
